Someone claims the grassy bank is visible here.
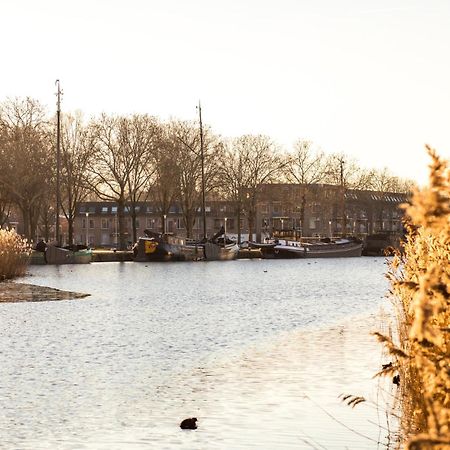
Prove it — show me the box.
[378,147,449,449]
[0,229,31,281]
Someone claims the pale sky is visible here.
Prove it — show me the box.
[1,0,449,185]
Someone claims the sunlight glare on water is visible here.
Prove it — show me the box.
[0,258,396,449]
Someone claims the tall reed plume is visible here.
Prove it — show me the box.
[0,228,31,280]
[376,146,449,449]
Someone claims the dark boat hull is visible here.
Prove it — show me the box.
[253,239,363,259]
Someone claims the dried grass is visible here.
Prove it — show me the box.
[379,146,450,449]
[0,228,31,281]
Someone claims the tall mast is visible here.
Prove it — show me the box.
[198,101,207,239]
[55,79,62,245]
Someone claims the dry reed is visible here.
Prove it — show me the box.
[377,146,450,449]
[0,228,31,281]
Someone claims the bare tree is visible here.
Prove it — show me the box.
[0,182,11,227]
[288,139,327,233]
[228,135,287,242]
[368,167,415,232]
[369,167,415,193]
[87,114,132,250]
[323,153,374,234]
[60,112,93,246]
[216,139,245,243]
[123,114,159,243]
[0,97,52,241]
[168,119,221,239]
[150,123,181,233]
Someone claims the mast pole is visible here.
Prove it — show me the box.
[198,101,207,240]
[55,79,62,246]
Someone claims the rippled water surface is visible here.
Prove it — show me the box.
[1,258,395,449]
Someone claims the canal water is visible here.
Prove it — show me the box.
[1,258,396,449]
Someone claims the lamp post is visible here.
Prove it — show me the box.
[163,214,167,234]
[85,212,89,246]
[55,80,62,246]
[328,220,332,238]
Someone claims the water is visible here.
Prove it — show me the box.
[0,258,396,449]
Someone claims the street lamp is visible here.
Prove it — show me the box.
[328,220,332,238]
[85,212,89,246]
[163,214,167,234]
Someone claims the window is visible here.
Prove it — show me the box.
[101,218,109,229]
[146,218,155,228]
[309,218,316,229]
[88,206,95,213]
[101,206,109,214]
[226,218,234,229]
[82,218,87,229]
[177,218,184,229]
[146,205,153,213]
[135,218,140,228]
[79,206,86,213]
[205,206,211,212]
[89,219,95,229]
[214,219,222,229]
[310,203,321,214]
[169,205,177,214]
[260,203,268,214]
[111,206,118,214]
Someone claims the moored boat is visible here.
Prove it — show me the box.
[203,238,239,261]
[44,245,92,264]
[250,237,363,259]
[203,226,239,261]
[133,230,203,262]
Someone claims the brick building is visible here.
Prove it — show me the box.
[72,184,408,247]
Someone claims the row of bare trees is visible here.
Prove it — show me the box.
[0,97,414,248]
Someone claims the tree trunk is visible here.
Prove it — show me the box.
[68,216,74,246]
[131,210,137,243]
[236,204,241,244]
[300,191,306,236]
[117,199,127,250]
[248,212,254,242]
[20,205,33,241]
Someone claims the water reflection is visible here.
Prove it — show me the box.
[0,258,394,449]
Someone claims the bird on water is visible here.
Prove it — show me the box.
[180,417,197,429]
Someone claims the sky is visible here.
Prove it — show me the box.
[1,0,449,185]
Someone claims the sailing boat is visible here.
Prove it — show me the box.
[197,102,238,261]
[43,80,92,265]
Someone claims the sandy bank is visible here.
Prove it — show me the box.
[0,281,90,303]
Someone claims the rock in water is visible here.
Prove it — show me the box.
[180,417,197,429]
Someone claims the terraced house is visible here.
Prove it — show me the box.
[72,184,408,248]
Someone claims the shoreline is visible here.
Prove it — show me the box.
[0,281,90,303]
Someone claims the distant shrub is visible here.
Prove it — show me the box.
[377,146,449,449]
[0,228,31,280]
